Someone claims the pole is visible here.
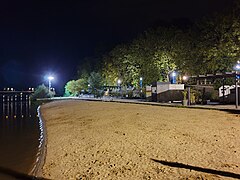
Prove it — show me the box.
[49,79,51,93]
[222,78,225,104]
[140,78,143,98]
[236,74,238,109]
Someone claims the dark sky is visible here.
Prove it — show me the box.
[0,0,234,94]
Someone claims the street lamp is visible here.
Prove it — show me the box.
[140,77,143,88]
[139,77,143,98]
[171,71,176,77]
[117,79,122,98]
[170,71,177,84]
[117,79,121,87]
[236,61,240,70]
[48,76,54,93]
[182,75,188,81]
[234,61,240,109]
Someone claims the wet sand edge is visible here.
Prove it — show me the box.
[31,106,48,178]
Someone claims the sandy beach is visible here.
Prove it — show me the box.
[40,100,240,179]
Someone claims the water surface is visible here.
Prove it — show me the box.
[0,101,41,179]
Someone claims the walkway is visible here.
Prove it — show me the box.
[75,97,240,113]
[40,96,240,113]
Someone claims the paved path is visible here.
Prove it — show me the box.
[76,97,240,113]
[41,96,240,113]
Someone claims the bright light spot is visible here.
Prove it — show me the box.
[140,77,143,81]
[236,64,240,70]
[117,79,121,84]
[235,61,240,70]
[171,72,176,77]
[182,75,188,81]
[48,76,54,80]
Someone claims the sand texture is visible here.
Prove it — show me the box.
[40,100,240,179]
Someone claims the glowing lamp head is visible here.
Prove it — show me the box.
[48,76,54,80]
[234,61,240,70]
[117,79,121,84]
[236,64,240,70]
[171,71,176,77]
[140,77,143,81]
[182,75,188,81]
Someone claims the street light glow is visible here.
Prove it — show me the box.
[234,61,240,70]
[171,71,176,77]
[117,79,121,84]
[140,77,143,81]
[47,75,54,93]
[48,76,54,80]
[182,75,188,81]
[236,64,240,70]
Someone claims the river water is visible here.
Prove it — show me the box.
[0,101,42,179]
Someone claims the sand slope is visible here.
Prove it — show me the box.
[41,100,240,179]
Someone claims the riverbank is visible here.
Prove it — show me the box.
[41,100,240,179]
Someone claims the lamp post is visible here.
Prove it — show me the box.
[235,61,240,109]
[182,75,188,82]
[140,77,143,88]
[48,76,54,93]
[117,79,121,87]
[117,79,121,98]
[140,77,143,98]
[171,71,177,84]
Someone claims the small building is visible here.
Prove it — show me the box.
[146,82,184,102]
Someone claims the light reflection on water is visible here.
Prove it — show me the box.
[0,101,40,179]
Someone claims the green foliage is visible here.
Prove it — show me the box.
[102,28,179,86]
[31,84,51,100]
[64,78,88,96]
[64,89,71,97]
[76,4,240,93]
[88,72,104,96]
[65,80,78,96]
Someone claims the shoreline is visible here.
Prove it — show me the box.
[30,106,48,178]
[40,100,240,179]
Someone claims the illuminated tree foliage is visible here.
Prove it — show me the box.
[102,28,179,86]
[88,72,104,96]
[76,2,240,91]
[64,78,88,96]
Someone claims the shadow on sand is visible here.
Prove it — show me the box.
[0,166,49,180]
[151,159,240,179]
[219,109,240,115]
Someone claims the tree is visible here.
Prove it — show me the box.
[191,10,240,74]
[88,72,103,96]
[65,80,78,96]
[31,84,51,100]
[76,78,88,92]
[64,78,88,96]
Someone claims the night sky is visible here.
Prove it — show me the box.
[0,0,233,94]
